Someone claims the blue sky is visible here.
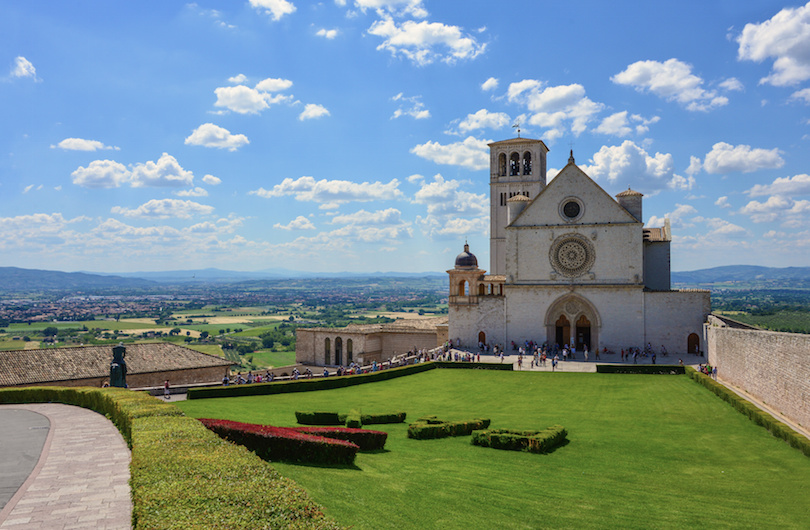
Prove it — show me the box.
[2,1,809,274]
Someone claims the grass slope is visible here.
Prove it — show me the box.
[177,370,810,529]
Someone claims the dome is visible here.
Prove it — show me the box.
[454,243,478,269]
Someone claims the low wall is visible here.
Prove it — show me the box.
[706,315,810,431]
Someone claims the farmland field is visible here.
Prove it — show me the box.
[177,369,810,529]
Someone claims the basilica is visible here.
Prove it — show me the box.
[447,137,710,354]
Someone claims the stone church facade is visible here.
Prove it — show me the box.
[448,137,710,354]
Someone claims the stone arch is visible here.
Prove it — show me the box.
[522,151,532,175]
[509,152,520,176]
[687,333,700,354]
[324,337,331,365]
[459,280,469,296]
[335,337,343,366]
[545,294,601,351]
[478,331,486,345]
[498,153,507,176]
[478,283,486,295]
[347,338,353,363]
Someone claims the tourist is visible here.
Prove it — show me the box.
[163,380,170,400]
[651,352,656,364]
[584,346,589,362]
[517,355,523,370]
[552,355,558,371]
[323,368,329,377]
[712,366,718,380]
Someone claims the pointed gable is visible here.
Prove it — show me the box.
[509,162,640,227]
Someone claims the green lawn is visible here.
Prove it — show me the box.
[248,349,296,368]
[177,370,810,529]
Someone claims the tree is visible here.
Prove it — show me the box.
[43,326,59,337]
[262,336,275,349]
[200,331,209,340]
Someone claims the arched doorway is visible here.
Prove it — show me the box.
[347,339,353,363]
[324,338,331,365]
[575,315,591,352]
[335,337,343,365]
[687,333,700,354]
[478,331,486,345]
[555,315,570,348]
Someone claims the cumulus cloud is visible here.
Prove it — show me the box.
[737,2,810,86]
[481,77,498,91]
[130,153,195,188]
[330,208,405,226]
[457,109,510,133]
[228,74,247,84]
[580,141,693,194]
[274,215,316,230]
[51,138,119,151]
[299,103,330,121]
[594,111,660,137]
[702,142,784,174]
[746,174,810,197]
[739,195,810,225]
[412,174,488,239]
[719,77,744,91]
[715,196,731,208]
[367,17,486,65]
[611,58,729,111]
[647,203,698,229]
[175,187,209,197]
[10,56,37,80]
[410,136,489,170]
[185,123,249,151]
[249,0,296,21]
[111,199,214,219]
[214,77,293,114]
[352,0,428,18]
[71,160,130,189]
[506,80,603,139]
[249,176,403,205]
[391,93,430,119]
[790,87,810,104]
[316,28,338,39]
[202,174,222,185]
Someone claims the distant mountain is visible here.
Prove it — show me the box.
[111,268,445,283]
[672,265,810,284]
[0,267,157,291]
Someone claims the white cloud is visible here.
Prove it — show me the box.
[715,196,731,208]
[790,88,810,104]
[581,141,692,194]
[249,176,403,204]
[647,203,698,229]
[228,74,247,84]
[254,77,293,92]
[457,109,510,133]
[410,136,489,170]
[702,142,784,174]
[71,160,130,189]
[213,77,293,115]
[611,58,729,111]
[352,0,427,18]
[391,93,430,119]
[685,155,703,176]
[184,123,249,151]
[719,77,744,91]
[316,28,338,39]
[274,215,316,230]
[175,187,209,197]
[51,138,119,151]
[594,112,633,137]
[202,174,222,185]
[746,174,810,197]
[249,0,296,21]
[299,103,330,121]
[739,195,810,224]
[330,208,405,226]
[10,56,37,80]
[111,199,214,219]
[411,174,488,239]
[481,77,498,91]
[130,153,194,188]
[367,17,486,66]
[737,2,810,86]
[507,80,603,138]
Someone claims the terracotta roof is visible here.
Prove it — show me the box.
[0,343,232,387]
[507,194,531,202]
[616,188,643,197]
[307,316,447,334]
[643,227,669,242]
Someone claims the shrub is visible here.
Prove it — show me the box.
[686,366,810,457]
[200,418,359,466]
[344,410,362,428]
[407,417,491,439]
[596,365,685,375]
[292,426,388,451]
[471,426,568,454]
[295,411,344,425]
[360,412,406,424]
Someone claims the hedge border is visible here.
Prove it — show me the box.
[686,366,810,457]
[596,364,685,375]
[471,426,568,454]
[0,386,341,529]
[407,416,491,440]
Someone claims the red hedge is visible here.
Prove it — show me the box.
[199,418,358,465]
[291,426,388,451]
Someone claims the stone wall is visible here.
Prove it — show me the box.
[23,365,230,389]
[706,316,810,431]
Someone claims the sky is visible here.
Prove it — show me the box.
[2,1,810,274]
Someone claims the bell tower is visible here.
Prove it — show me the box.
[488,137,549,275]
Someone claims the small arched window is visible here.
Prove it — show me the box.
[324,338,331,365]
[498,153,507,176]
[523,151,532,175]
[347,339,353,363]
[509,152,520,176]
[478,283,486,295]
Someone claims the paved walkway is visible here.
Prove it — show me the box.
[0,404,131,530]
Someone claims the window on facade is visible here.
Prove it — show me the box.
[523,152,532,175]
[498,153,507,176]
[509,152,520,176]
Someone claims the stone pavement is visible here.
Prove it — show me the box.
[0,403,131,530]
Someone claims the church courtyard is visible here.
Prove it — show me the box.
[178,369,810,529]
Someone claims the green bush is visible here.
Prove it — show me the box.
[295,411,344,425]
[596,364,685,375]
[189,362,435,399]
[344,410,362,428]
[0,386,341,529]
[471,425,568,454]
[686,366,810,457]
[407,416,491,439]
[292,426,388,451]
[360,411,406,424]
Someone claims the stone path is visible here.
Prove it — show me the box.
[0,403,131,530]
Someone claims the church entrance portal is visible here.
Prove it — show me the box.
[575,315,591,352]
[555,315,571,348]
[687,333,700,354]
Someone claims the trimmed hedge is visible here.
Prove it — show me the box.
[596,364,685,375]
[361,411,406,425]
[0,386,342,529]
[295,411,345,425]
[435,361,514,371]
[407,416,491,439]
[292,426,388,451]
[189,362,435,399]
[344,410,362,428]
[686,367,810,457]
[471,426,568,454]
[200,418,359,465]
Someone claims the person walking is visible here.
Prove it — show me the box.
[163,380,170,400]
